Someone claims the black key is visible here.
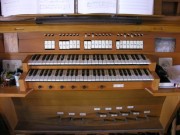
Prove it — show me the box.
[48,69,52,76]
[86,54,89,60]
[102,69,105,76]
[141,54,146,60]
[46,55,50,60]
[108,69,112,76]
[82,69,85,76]
[123,69,127,76]
[137,69,142,76]
[57,54,61,60]
[93,54,96,60]
[135,54,140,60]
[61,54,65,60]
[112,69,116,76]
[131,54,136,60]
[29,69,34,76]
[31,55,37,60]
[121,54,125,60]
[97,69,101,76]
[125,54,129,60]
[75,54,79,60]
[127,69,131,76]
[66,69,70,76]
[100,54,104,60]
[97,55,100,60]
[107,55,111,60]
[36,55,41,60]
[117,54,121,60]
[44,69,48,76]
[133,69,138,76]
[59,70,63,76]
[119,69,123,76]
[111,54,115,60]
[42,54,47,60]
[71,55,75,60]
[93,69,96,76]
[55,69,59,76]
[40,69,44,76]
[75,69,78,76]
[33,69,38,76]
[143,69,149,75]
[82,54,85,60]
[67,54,71,60]
[87,69,89,76]
[50,54,54,60]
[71,69,74,76]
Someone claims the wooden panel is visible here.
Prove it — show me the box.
[0,97,18,131]
[160,96,180,132]
[18,32,180,53]
[154,0,163,15]
[0,33,4,52]
[14,90,165,133]
[3,33,18,52]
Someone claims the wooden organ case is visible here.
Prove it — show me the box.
[0,17,180,134]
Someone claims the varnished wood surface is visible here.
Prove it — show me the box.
[0,86,33,97]
[18,32,180,53]
[0,34,4,52]
[0,17,179,33]
[13,90,165,133]
[0,97,18,131]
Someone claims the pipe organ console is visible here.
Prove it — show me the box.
[19,32,160,92]
[1,29,180,134]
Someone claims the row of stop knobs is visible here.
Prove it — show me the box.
[38,85,105,90]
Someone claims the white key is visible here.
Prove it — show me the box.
[50,70,56,81]
[127,54,134,64]
[62,70,68,81]
[115,69,122,81]
[79,55,84,65]
[79,70,83,81]
[39,70,45,81]
[88,70,93,81]
[66,70,71,81]
[25,70,34,81]
[130,70,138,81]
[58,70,64,81]
[105,69,111,81]
[102,54,107,65]
[83,70,88,81]
[43,70,50,81]
[90,69,95,81]
[63,55,69,64]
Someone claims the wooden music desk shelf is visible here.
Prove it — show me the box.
[0,86,33,97]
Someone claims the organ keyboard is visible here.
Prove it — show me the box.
[28,54,151,65]
[20,53,159,91]
[25,69,154,82]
